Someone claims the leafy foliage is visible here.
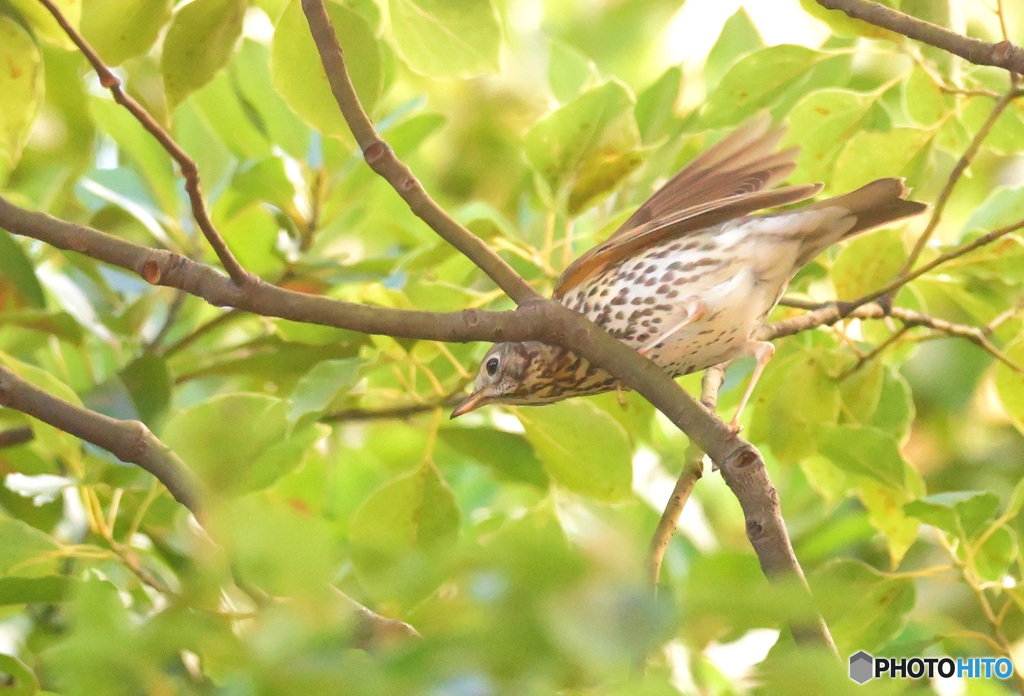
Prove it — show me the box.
[1,0,1024,695]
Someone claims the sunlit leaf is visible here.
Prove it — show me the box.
[162,393,321,494]
[349,462,460,604]
[524,80,644,213]
[288,358,362,425]
[271,0,382,141]
[0,231,45,308]
[516,400,632,501]
[810,559,915,654]
[818,425,908,492]
[81,0,171,66]
[385,0,501,78]
[702,45,832,127]
[904,490,1000,537]
[161,0,246,108]
[0,17,43,183]
[831,127,933,192]
[832,228,907,300]
[6,0,80,49]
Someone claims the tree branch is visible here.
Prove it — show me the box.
[902,86,1024,272]
[35,0,252,287]
[0,363,204,514]
[299,0,538,304]
[816,0,1024,75]
[647,366,723,587]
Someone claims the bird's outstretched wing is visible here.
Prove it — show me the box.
[553,115,822,299]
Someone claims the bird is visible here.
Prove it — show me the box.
[450,115,927,428]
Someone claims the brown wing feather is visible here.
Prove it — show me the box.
[553,183,822,297]
[611,114,791,235]
[553,115,819,298]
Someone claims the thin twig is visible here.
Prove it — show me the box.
[902,85,1024,272]
[322,394,464,423]
[36,0,252,287]
[0,426,34,449]
[647,366,724,587]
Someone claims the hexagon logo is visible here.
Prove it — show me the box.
[849,651,874,684]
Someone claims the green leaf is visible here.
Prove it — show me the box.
[191,72,272,159]
[904,491,1000,536]
[349,463,460,604]
[161,0,246,108]
[438,427,549,488]
[161,393,320,494]
[857,478,920,567]
[972,526,1016,583]
[288,358,362,425]
[119,354,172,426]
[212,495,336,595]
[635,66,681,145]
[81,0,171,66]
[1006,475,1024,519]
[5,0,80,49]
[271,0,382,142]
[524,80,644,214]
[784,89,879,183]
[831,127,933,193]
[0,652,38,696]
[960,97,1024,154]
[89,99,179,216]
[747,350,841,463]
[832,227,907,300]
[704,8,763,93]
[798,0,903,40]
[548,40,595,104]
[964,186,1024,236]
[0,16,43,183]
[0,515,59,575]
[818,425,908,491]
[870,365,915,442]
[516,400,632,501]
[0,575,80,605]
[904,66,949,126]
[995,339,1024,436]
[386,0,501,78]
[810,559,915,654]
[702,45,829,127]
[234,39,310,159]
[0,231,45,308]
[838,358,883,424]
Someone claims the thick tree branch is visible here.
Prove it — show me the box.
[0,363,204,514]
[299,0,538,304]
[36,0,251,286]
[816,0,1024,75]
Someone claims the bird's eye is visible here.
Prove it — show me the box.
[485,357,499,376]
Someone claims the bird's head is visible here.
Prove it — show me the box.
[451,342,548,417]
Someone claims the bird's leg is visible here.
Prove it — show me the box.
[639,296,706,356]
[615,381,628,407]
[729,340,775,431]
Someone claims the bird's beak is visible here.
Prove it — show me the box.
[450,389,489,419]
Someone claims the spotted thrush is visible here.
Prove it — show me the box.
[451,115,927,427]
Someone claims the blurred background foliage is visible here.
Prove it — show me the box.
[1,0,1024,694]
